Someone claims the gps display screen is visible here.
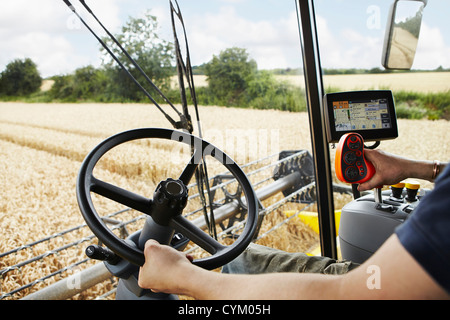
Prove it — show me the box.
[333,98,392,132]
[324,90,398,143]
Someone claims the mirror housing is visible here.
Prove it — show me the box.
[382,0,427,70]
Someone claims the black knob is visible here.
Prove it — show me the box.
[85,245,121,265]
[390,182,405,199]
[405,181,420,202]
[151,179,189,226]
[345,166,359,181]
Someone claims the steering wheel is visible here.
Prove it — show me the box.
[76,128,259,270]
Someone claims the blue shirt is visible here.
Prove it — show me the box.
[396,164,450,294]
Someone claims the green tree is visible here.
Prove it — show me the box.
[0,58,42,96]
[101,11,174,101]
[204,47,257,106]
[49,66,108,102]
[72,66,108,100]
[48,74,74,101]
[247,70,306,112]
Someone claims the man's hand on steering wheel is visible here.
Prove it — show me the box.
[138,239,194,295]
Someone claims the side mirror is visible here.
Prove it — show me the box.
[382,0,427,70]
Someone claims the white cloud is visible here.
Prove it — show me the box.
[0,32,88,78]
[316,13,450,71]
[184,6,301,69]
[0,0,123,77]
[220,0,245,3]
[415,23,450,69]
[316,15,384,69]
[0,1,67,34]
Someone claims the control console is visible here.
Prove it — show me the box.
[339,183,427,264]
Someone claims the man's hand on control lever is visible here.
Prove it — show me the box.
[359,149,445,192]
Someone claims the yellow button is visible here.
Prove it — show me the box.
[405,180,420,190]
[391,182,405,189]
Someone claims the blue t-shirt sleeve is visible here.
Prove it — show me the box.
[395,164,450,294]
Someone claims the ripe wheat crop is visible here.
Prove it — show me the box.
[0,102,449,299]
[192,72,450,93]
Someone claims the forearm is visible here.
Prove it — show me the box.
[402,159,447,182]
[139,236,449,300]
[182,267,343,300]
[139,240,344,299]
[183,235,449,300]
[362,150,447,190]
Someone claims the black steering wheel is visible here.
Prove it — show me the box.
[76,128,259,270]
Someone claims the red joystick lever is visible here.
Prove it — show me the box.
[335,133,375,184]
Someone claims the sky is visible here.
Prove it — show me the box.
[0,0,449,78]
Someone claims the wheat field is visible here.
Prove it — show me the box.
[281,72,450,93]
[0,101,449,299]
[190,72,450,93]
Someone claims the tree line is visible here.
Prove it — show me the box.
[44,46,307,113]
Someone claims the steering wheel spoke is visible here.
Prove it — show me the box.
[170,215,225,254]
[178,148,203,185]
[90,177,153,215]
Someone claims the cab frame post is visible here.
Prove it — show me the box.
[296,0,337,259]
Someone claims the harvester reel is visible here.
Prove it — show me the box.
[76,128,259,270]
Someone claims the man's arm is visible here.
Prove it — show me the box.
[138,236,449,300]
[339,234,448,300]
[359,149,448,191]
